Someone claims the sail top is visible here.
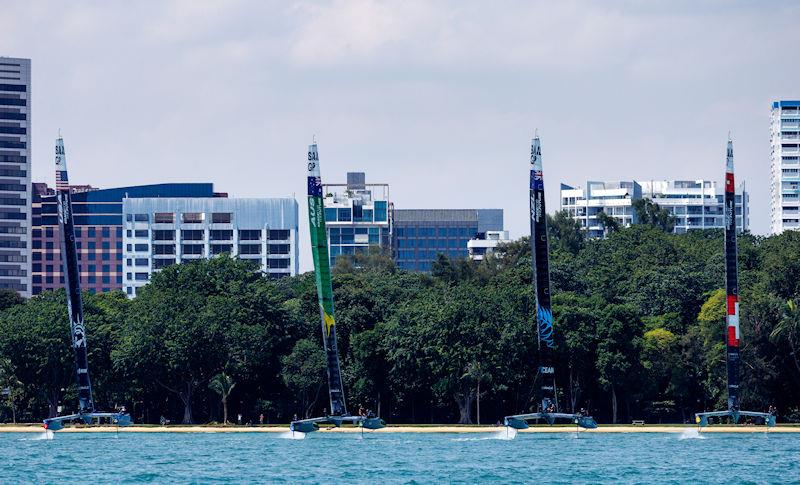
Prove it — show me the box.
[531,135,542,172]
[55,136,69,192]
[726,139,734,175]
[308,142,320,178]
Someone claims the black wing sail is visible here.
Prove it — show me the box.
[55,136,95,414]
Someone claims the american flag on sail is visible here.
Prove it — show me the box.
[55,169,69,191]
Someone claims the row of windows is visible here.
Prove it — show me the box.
[397,249,467,260]
[0,112,25,121]
[394,227,477,238]
[0,98,26,106]
[0,153,25,162]
[0,126,25,135]
[397,238,470,249]
[324,202,389,223]
[34,251,122,262]
[33,227,122,238]
[330,234,380,245]
[33,275,122,285]
[130,212,234,224]
[328,227,384,236]
[33,263,123,273]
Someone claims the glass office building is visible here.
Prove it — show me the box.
[393,209,504,271]
[323,172,390,267]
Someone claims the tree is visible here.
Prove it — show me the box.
[281,339,326,419]
[548,210,585,254]
[208,373,236,425]
[771,299,800,377]
[0,358,23,423]
[596,211,620,238]
[0,288,23,312]
[633,198,675,233]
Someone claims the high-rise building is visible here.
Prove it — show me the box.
[122,197,299,297]
[0,57,31,296]
[770,100,800,234]
[32,182,217,295]
[322,172,390,267]
[392,209,504,271]
[560,179,748,238]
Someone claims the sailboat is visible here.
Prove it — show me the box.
[504,134,597,431]
[694,139,775,427]
[42,135,131,431]
[289,140,385,434]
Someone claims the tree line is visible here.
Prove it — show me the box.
[2,212,800,425]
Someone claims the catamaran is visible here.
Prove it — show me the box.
[504,135,597,431]
[42,135,131,431]
[289,140,385,434]
[694,139,775,428]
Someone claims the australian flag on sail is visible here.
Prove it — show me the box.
[55,170,69,191]
[308,176,323,197]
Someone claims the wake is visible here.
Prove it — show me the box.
[678,429,705,440]
[279,430,306,440]
[452,427,518,441]
[20,430,54,441]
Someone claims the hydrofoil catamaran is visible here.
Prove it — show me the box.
[42,135,131,432]
[504,134,597,431]
[694,139,775,428]
[289,140,385,434]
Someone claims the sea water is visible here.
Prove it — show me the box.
[1,431,797,483]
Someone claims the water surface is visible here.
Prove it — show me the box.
[1,430,797,483]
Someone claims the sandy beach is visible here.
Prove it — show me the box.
[1,424,798,433]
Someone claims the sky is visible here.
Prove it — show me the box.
[2,0,799,271]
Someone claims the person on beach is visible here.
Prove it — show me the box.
[259,413,264,425]
[237,413,242,425]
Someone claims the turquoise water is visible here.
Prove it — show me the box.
[1,430,798,483]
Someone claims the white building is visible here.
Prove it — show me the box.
[467,230,511,260]
[770,100,800,234]
[122,197,298,297]
[0,57,31,296]
[561,180,748,239]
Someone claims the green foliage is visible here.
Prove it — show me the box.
[633,198,675,233]
[3,218,800,425]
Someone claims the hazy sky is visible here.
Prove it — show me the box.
[3,0,799,271]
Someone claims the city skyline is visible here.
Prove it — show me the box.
[2,1,800,272]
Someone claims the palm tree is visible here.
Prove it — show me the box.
[208,373,236,425]
[772,299,800,378]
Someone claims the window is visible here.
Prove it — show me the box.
[88,228,96,237]
[269,229,290,240]
[325,208,337,222]
[135,272,149,281]
[102,227,110,238]
[126,287,132,295]
[102,276,110,284]
[268,244,290,255]
[153,230,175,241]
[374,201,387,222]
[87,241,96,250]
[45,241,53,250]
[116,227,122,237]
[211,213,232,224]
[126,230,132,237]
[75,228,82,237]
[181,229,204,241]
[153,258,175,269]
[268,258,289,269]
[45,227,53,237]
[238,229,261,241]
[182,212,203,223]
[239,244,261,255]
[88,265,96,273]
[182,244,203,255]
[134,230,148,238]
[211,244,233,255]
[154,212,174,223]
[88,276,96,284]
[134,214,149,222]
[154,244,175,255]
[337,208,352,222]
[102,265,110,272]
[210,230,232,241]
[126,272,132,280]
[135,258,148,266]
[102,242,110,250]
[134,244,148,252]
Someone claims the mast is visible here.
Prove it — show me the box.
[306,141,347,416]
[529,134,557,412]
[55,136,94,414]
[724,139,740,413]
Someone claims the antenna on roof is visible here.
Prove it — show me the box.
[534,128,539,138]
[728,130,732,141]
[313,134,317,144]
[58,128,62,138]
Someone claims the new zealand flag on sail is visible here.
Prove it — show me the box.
[530,170,544,190]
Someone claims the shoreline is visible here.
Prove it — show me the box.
[2,424,799,433]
